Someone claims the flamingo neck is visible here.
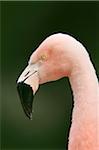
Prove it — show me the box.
[70,60,98,105]
[68,55,99,150]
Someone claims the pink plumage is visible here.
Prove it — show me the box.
[17,33,99,150]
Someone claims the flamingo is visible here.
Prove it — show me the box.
[17,33,99,150]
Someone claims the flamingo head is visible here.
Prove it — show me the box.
[17,33,73,119]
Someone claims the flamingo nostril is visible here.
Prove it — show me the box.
[24,71,30,77]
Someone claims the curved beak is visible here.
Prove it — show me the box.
[17,64,39,120]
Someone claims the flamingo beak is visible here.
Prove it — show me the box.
[17,64,39,120]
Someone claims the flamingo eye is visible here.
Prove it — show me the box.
[40,54,47,61]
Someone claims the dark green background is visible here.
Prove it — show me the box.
[1,1,99,150]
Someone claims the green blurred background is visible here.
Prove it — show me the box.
[1,1,99,150]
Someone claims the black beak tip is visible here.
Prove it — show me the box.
[17,82,34,120]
